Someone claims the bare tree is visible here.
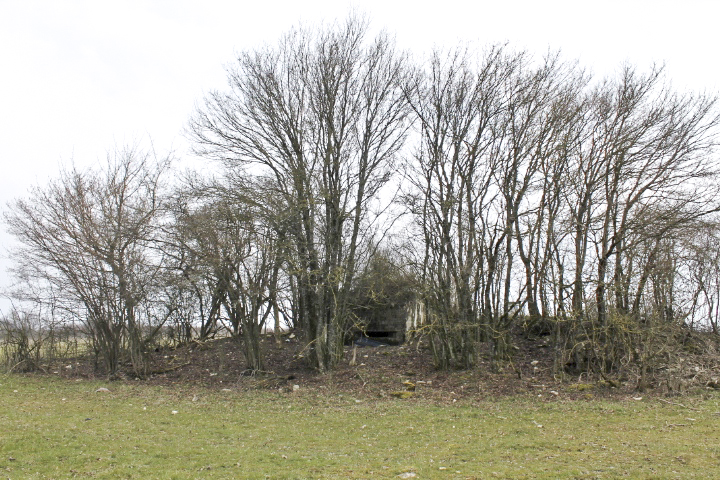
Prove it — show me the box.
[4,146,170,376]
[489,52,585,364]
[163,187,225,343]
[685,220,720,333]
[188,16,411,371]
[504,55,584,321]
[552,66,720,375]
[167,177,285,371]
[405,47,586,367]
[404,46,512,368]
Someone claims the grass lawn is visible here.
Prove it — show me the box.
[1,374,720,479]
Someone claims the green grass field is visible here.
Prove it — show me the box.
[1,374,719,479]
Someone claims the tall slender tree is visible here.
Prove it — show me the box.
[189,16,411,371]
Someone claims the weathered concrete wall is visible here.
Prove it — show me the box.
[356,299,425,344]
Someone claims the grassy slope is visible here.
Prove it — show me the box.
[1,375,720,479]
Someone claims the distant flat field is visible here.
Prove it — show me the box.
[1,375,719,479]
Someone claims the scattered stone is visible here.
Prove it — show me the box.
[292,384,300,392]
[171,410,179,415]
[398,473,417,478]
[95,387,110,393]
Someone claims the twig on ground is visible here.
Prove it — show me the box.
[658,398,701,411]
[664,423,688,428]
[355,370,368,388]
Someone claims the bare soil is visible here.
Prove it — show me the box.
[46,329,720,402]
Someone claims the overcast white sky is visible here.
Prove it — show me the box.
[1,0,718,311]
